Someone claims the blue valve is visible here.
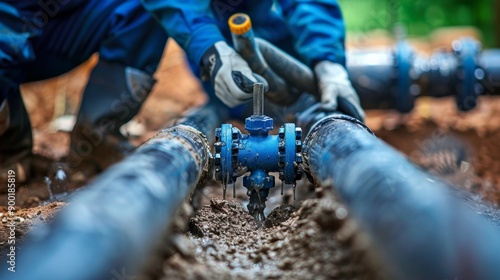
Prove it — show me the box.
[214,83,302,220]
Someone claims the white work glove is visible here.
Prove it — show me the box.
[202,41,263,108]
[314,61,365,121]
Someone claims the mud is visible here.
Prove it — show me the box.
[161,196,379,280]
[0,202,66,260]
[369,97,500,206]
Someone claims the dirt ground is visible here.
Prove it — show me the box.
[1,36,500,279]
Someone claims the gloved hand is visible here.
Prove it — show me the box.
[202,41,262,108]
[314,61,365,121]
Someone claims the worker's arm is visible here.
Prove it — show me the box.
[141,0,224,66]
[141,0,260,108]
[278,0,346,67]
[278,0,364,121]
[0,3,36,68]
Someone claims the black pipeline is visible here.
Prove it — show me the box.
[1,106,218,280]
[229,15,500,114]
[301,113,500,280]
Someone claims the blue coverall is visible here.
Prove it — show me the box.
[0,0,166,84]
[141,0,347,117]
[0,0,167,161]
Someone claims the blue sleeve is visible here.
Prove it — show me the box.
[278,0,346,67]
[141,0,225,66]
[0,2,36,68]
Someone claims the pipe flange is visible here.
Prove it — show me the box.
[214,128,223,181]
[214,124,239,184]
[152,124,213,182]
[453,38,483,111]
[278,123,301,184]
[295,127,303,181]
[278,126,285,182]
[301,114,374,184]
[393,40,416,113]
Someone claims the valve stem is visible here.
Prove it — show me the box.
[253,83,265,116]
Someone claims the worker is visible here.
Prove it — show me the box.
[0,0,167,183]
[141,0,365,121]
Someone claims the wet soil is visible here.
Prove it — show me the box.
[162,196,379,280]
[0,202,66,260]
[368,97,500,206]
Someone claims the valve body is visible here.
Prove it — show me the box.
[214,83,302,220]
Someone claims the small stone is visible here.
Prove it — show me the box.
[278,258,293,270]
[226,247,236,254]
[1,217,7,223]
[171,235,196,258]
[210,198,227,214]
[15,229,24,237]
[260,244,270,253]
[36,210,42,215]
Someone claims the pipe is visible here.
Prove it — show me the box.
[346,49,400,110]
[479,49,500,94]
[348,38,500,112]
[256,38,319,97]
[301,112,500,280]
[229,13,303,105]
[1,105,218,280]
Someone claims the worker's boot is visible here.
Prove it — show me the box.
[68,60,155,174]
[0,76,34,187]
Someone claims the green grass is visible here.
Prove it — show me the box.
[338,0,495,47]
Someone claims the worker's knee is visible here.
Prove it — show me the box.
[99,0,168,74]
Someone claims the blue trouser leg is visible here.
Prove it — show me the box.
[0,73,32,163]
[68,0,168,170]
[71,0,167,130]
[0,3,35,162]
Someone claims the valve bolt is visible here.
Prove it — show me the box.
[279,127,285,138]
[296,140,302,152]
[295,127,302,140]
